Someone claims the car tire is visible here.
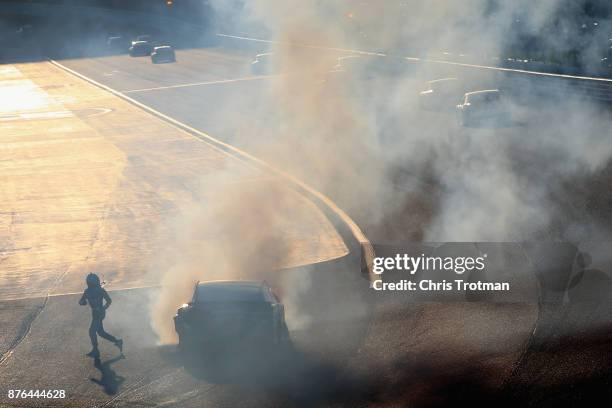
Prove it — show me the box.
[178,334,191,353]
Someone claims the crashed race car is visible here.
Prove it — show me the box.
[174,280,290,352]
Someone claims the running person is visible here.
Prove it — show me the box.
[79,273,123,358]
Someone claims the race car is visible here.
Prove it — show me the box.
[419,77,463,111]
[134,34,152,43]
[250,52,274,75]
[332,55,371,79]
[106,35,130,52]
[174,281,289,351]
[456,89,510,127]
[129,40,153,57]
[331,54,406,80]
[151,45,176,63]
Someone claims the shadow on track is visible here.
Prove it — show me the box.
[170,338,514,407]
[0,12,224,66]
[91,354,126,396]
[172,340,366,406]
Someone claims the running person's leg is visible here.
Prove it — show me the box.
[87,316,101,358]
[96,318,117,343]
[97,316,123,352]
[89,318,99,347]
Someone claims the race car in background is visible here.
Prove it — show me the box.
[151,45,176,63]
[129,40,153,57]
[250,52,275,75]
[419,77,464,111]
[129,34,154,57]
[456,89,510,127]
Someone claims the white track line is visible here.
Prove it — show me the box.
[3,284,162,302]
[218,33,612,83]
[217,33,386,57]
[49,59,259,172]
[423,58,612,82]
[123,74,281,93]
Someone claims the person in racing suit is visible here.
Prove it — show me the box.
[79,273,123,359]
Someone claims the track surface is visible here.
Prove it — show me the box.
[0,57,362,407]
[58,47,286,150]
[57,45,612,242]
[54,43,612,406]
[0,46,539,407]
[1,36,611,407]
[0,59,348,301]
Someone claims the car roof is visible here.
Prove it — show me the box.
[428,77,458,85]
[197,280,266,288]
[132,41,148,45]
[465,89,500,96]
[194,281,269,302]
[154,45,173,50]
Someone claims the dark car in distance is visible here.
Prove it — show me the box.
[16,25,33,39]
[250,52,274,75]
[456,89,510,127]
[174,281,289,352]
[129,40,153,57]
[151,45,176,63]
[135,34,152,43]
[106,35,130,52]
[419,78,463,111]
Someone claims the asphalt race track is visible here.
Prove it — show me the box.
[1,29,612,407]
[0,56,362,407]
[56,43,612,243]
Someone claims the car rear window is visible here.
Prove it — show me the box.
[195,284,265,302]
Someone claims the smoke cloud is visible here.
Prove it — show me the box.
[207,0,612,239]
[149,0,612,339]
[147,169,333,342]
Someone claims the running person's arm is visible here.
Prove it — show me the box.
[79,291,87,306]
[102,288,112,310]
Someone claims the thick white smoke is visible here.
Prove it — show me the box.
[150,0,612,339]
[206,0,612,241]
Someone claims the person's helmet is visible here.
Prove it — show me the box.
[86,273,101,288]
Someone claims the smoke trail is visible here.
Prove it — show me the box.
[150,0,612,340]
[149,171,301,343]
[212,0,612,242]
